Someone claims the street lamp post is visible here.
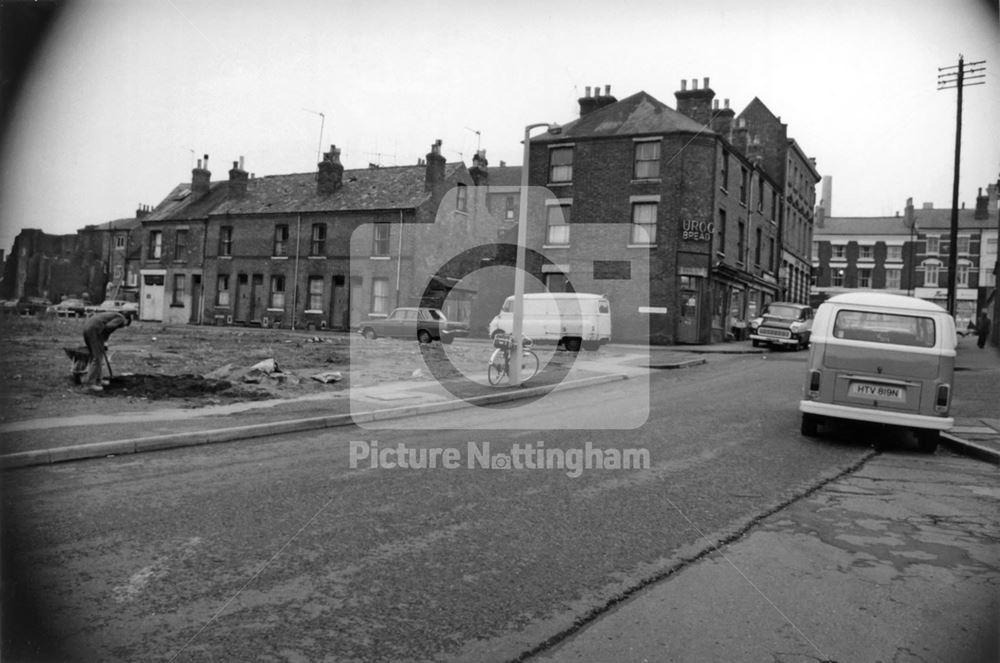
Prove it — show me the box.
[511,122,560,386]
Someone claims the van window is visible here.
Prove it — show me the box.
[501,299,512,313]
[599,300,610,314]
[832,310,936,348]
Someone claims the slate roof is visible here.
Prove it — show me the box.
[485,165,522,188]
[818,208,993,236]
[145,163,464,221]
[532,90,708,142]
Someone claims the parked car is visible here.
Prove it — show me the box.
[48,298,88,317]
[85,299,139,321]
[360,307,469,344]
[15,296,52,315]
[749,302,814,350]
[799,292,955,453]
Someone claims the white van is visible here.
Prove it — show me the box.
[488,293,611,351]
[799,292,956,452]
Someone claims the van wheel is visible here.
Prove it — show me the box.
[417,330,432,344]
[800,413,819,437]
[563,337,582,352]
[916,430,939,454]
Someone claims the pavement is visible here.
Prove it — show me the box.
[0,337,997,469]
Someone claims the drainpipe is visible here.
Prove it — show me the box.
[395,209,404,307]
[292,214,301,329]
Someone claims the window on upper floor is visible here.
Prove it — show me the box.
[504,195,516,220]
[957,236,970,255]
[832,244,845,259]
[273,224,289,257]
[549,146,573,183]
[922,260,941,287]
[373,223,391,256]
[456,183,468,212]
[219,226,233,256]
[630,202,657,245]
[859,245,873,260]
[545,203,571,245]
[115,233,126,249]
[148,231,162,260]
[756,177,764,212]
[957,261,971,287]
[858,268,871,288]
[737,220,746,263]
[174,229,188,261]
[887,245,902,262]
[754,227,762,266]
[633,140,660,179]
[926,236,939,254]
[311,223,327,255]
[721,152,730,191]
[717,208,727,255]
[739,168,749,205]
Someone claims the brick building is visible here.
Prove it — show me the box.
[811,184,999,330]
[523,80,800,344]
[735,98,820,305]
[138,142,494,328]
[0,217,142,304]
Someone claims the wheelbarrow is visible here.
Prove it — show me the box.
[64,346,113,385]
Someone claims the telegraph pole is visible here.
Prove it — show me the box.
[937,55,985,316]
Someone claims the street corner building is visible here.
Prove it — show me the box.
[516,80,820,344]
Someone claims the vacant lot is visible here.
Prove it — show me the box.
[0,315,575,424]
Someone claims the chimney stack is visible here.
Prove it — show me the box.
[317,145,344,196]
[469,149,489,186]
[228,156,249,199]
[136,204,151,219]
[974,186,989,220]
[578,83,617,117]
[710,97,735,138]
[192,153,211,197]
[674,76,715,127]
[425,139,446,192]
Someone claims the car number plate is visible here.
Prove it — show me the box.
[848,382,906,402]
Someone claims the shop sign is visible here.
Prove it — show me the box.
[681,219,714,242]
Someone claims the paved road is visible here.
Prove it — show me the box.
[0,352,925,661]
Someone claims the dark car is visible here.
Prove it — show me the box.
[360,307,469,344]
[49,298,88,317]
[16,296,52,315]
[749,302,814,350]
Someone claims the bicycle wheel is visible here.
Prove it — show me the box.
[487,349,506,385]
[520,350,540,382]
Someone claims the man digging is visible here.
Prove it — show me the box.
[82,311,130,392]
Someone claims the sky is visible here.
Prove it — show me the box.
[1,0,998,255]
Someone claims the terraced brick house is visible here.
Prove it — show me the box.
[137,142,492,329]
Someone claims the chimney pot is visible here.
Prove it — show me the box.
[585,85,591,97]
[680,79,687,91]
[724,98,730,109]
[713,99,719,109]
[703,77,710,89]
[604,84,611,96]
[692,78,698,90]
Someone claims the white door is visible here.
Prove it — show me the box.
[141,271,165,321]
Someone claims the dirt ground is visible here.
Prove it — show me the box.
[0,314,501,424]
